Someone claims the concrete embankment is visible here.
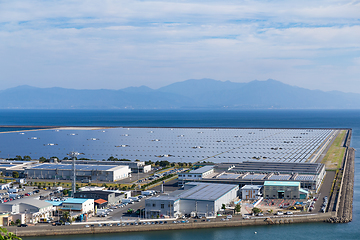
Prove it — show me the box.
[327,129,354,223]
[327,147,355,223]
[9,213,334,237]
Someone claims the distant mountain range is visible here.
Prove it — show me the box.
[1,79,359,109]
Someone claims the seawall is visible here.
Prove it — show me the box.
[9,213,334,237]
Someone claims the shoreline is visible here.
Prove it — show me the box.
[8,213,334,237]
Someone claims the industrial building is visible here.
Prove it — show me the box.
[241,185,262,200]
[145,182,239,218]
[178,161,325,192]
[74,190,126,205]
[61,159,151,173]
[263,181,308,199]
[0,198,53,225]
[25,163,131,182]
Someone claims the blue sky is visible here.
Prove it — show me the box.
[1,0,360,92]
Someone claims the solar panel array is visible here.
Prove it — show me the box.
[217,174,242,179]
[243,174,267,180]
[0,127,335,163]
[295,175,316,181]
[268,174,291,181]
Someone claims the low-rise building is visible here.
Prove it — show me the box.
[263,181,307,199]
[241,185,262,200]
[60,198,94,216]
[0,198,53,224]
[25,163,131,182]
[74,190,126,205]
[145,182,239,218]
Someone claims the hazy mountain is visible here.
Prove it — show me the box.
[1,79,360,109]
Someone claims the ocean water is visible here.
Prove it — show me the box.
[0,109,359,240]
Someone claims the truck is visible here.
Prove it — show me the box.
[122,199,134,204]
[129,197,141,202]
[141,190,156,196]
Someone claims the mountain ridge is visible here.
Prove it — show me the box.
[1,79,359,109]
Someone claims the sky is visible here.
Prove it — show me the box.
[0,0,360,92]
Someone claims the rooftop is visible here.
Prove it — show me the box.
[189,166,214,174]
[264,181,300,187]
[63,198,93,204]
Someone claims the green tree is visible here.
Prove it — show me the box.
[39,157,47,162]
[23,155,31,161]
[252,207,261,214]
[63,211,70,222]
[235,204,241,213]
[15,155,22,160]
[0,227,22,240]
[221,204,226,210]
[15,219,21,225]
[63,189,69,196]
[12,171,19,179]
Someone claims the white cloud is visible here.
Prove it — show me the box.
[0,0,360,92]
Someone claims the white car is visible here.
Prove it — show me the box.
[276,211,283,215]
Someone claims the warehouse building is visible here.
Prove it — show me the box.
[61,159,151,173]
[179,161,325,192]
[145,182,239,218]
[25,163,131,182]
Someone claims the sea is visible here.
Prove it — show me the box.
[0,109,359,240]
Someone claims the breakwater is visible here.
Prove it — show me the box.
[326,129,354,223]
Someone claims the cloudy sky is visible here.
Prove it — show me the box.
[1,0,360,92]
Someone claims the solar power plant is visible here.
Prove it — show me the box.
[0,127,336,163]
[295,175,316,181]
[243,174,267,180]
[268,174,291,181]
[217,174,242,179]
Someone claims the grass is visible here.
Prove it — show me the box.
[321,130,347,170]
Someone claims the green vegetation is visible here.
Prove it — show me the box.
[252,207,261,214]
[321,130,347,170]
[235,204,241,213]
[0,227,21,240]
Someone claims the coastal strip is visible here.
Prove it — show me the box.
[9,213,334,237]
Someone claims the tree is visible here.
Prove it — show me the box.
[0,227,22,240]
[252,207,261,214]
[15,219,21,225]
[221,204,226,210]
[15,155,22,160]
[63,189,69,196]
[63,211,70,222]
[12,171,19,179]
[235,204,241,213]
[23,155,31,161]
[39,157,47,162]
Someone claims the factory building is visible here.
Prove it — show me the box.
[263,181,308,199]
[179,161,325,192]
[25,163,131,182]
[145,182,239,218]
[61,159,151,173]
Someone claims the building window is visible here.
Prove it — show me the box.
[161,204,164,209]
[152,204,156,207]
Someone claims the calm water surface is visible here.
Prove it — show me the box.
[0,109,359,240]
